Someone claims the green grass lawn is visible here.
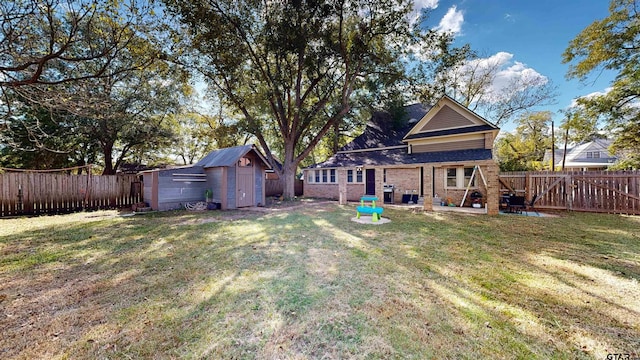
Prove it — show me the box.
[1,202,639,359]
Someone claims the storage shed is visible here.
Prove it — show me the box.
[141,145,270,211]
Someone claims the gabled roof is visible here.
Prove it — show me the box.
[195,144,271,169]
[306,96,499,169]
[543,139,617,168]
[307,148,493,169]
[403,95,498,142]
[339,103,431,152]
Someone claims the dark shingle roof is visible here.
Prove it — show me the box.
[307,148,493,169]
[403,125,496,141]
[339,103,431,151]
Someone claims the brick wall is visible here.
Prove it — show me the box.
[304,159,500,214]
[385,168,420,203]
[484,132,494,149]
[304,183,339,199]
[304,183,365,201]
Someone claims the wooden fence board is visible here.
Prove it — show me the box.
[0,173,141,217]
[265,178,304,197]
[500,170,640,215]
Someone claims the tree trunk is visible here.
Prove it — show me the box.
[281,139,298,199]
[332,121,340,153]
[282,163,297,199]
[102,143,115,175]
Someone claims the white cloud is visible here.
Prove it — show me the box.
[409,0,439,26]
[434,5,464,35]
[570,88,612,108]
[454,52,548,103]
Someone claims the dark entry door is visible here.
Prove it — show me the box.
[365,169,376,195]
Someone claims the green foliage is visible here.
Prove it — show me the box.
[494,111,553,171]
[166,108,246,165]
[0,105,99,170]
[0,0,161,87]
[563,0,640,169]
[163,0,417,197]
[0,0,190,173]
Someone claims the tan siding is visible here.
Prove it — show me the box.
[412,139,485,153]
[419,105,475,132]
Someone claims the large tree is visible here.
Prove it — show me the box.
[563,0,640,169]
[0,0,190,174]
[0,104,99,170]
[163,0,417,198]
[0,0,158,89]
[494,111,553,171]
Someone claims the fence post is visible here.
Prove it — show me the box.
[565,174,572,211]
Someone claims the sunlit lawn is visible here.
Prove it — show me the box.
[1,202,639,359]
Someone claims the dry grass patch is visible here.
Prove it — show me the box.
[0,204,639,359]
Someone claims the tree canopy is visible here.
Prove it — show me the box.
[0,0,159,89]
[0,0,190,174]
[494,111,553,171]
[163,0,419,197]
[563,0,640,169]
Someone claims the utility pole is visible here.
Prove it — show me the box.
[551,120,555,171]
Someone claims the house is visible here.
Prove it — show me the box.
[141,145,270,211]
[303,95,502,215]
[544,139,617,171]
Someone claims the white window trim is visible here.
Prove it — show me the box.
[347,169,364,184]
[445,167,477,189]
[307,169,338,184]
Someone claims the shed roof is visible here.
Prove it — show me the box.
[307,148,493,169]
[195,145,271,169]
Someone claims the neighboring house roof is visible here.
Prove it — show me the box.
[195,144,271,169]
[543,139,617,168]
[307,148,493,168]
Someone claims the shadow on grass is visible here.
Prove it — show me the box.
[0,206,639,359]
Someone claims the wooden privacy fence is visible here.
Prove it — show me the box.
[265,178,304,197]
[499,170,640,215]
[0,172,141,217]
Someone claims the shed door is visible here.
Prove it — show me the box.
[236,164,254,208]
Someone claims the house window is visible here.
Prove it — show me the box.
[383,169,387,183]
[586,151,600,159]
[347,170,353,183]
[356,169,363,183]
[446,168,457,187]
[445,167,477,188]
[464,167,477,188]
[308,169,336,183]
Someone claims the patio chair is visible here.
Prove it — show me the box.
[507,195,525,213]
[524,193,539,216]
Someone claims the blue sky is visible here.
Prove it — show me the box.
[413,0,616,131]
